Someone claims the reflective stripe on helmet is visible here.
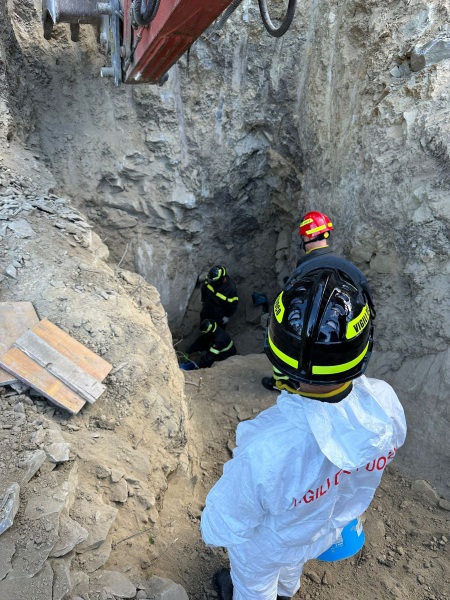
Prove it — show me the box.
[268,333,299,369]
[346,304,370,339]
[274,292,285,324]
[209,340,234,354]
[273,366,289,381]
[201,320,217,334]
[306,224,327,235]
[312,341,369,375]
[300,217,314,227]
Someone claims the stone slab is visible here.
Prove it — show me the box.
[143,576,189,600]
[0,561,54,600]
[90,570,137,598]
[73,496,118,553]
[0,483,20,536]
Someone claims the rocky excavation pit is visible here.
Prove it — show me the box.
[1,0,450,598]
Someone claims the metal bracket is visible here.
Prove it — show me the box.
[110,0,122,85]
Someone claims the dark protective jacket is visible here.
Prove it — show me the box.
[296,245,336,268]
[200,277,239,324]
[188,325,237,369]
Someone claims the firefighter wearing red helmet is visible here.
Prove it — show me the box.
[263,210,346,392]
[297,210,334,267]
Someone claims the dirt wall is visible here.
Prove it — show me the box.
[2,0,450,494]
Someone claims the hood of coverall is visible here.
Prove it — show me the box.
[276,376,394,471]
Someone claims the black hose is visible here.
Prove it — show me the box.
[133,0,160,26]
[258,0,296,37]
[216,0,245,30]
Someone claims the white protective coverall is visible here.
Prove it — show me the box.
[201,376,407,600]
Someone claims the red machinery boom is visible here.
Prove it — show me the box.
[124,0,234,84]
[41,0,296,85]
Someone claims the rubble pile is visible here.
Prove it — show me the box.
[0,154,190,599]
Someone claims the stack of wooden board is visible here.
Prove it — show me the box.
[0,303,112,414]
[0,302,40,385]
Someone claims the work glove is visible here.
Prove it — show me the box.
[222,316,229,325]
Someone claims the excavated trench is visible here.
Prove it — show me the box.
[1,0,450,585]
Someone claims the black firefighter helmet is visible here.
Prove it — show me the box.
[264,266,375,385]
[200,319,217,335]
[206,265,226,286]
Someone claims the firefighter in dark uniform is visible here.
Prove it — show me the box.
[263,211,350,392]
[201,266,238,328]
[187,319,237,369]
[296,210,335,268]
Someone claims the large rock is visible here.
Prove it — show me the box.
[0,561,54,600]
[143,576,189,600]
[66,570,90,600]
[90,570,137,598]
[0,532,16,579]
[275,230,289,251]
[0,483,20,536]
[110,479,128,503]
[25,479,68,520]
[245,299,262,325]
[50,556,73,600]
[411,479,441,504]
[0,411,25,430]
[78,540,112,573]
[401,7,433,38]
[46,442,71,463]
[50,516,89,557]
[110,468,125,483]
[411,37,450,72]
[19,449,47,484]
[73,495,118,553]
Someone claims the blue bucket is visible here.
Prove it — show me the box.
[317,518,365,562]
[180,360,199,371]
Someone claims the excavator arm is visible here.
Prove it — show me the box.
[41,0,296,85]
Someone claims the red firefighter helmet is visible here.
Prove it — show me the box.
[299,211,333,239]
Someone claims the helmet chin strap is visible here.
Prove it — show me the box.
[302,232,330,251]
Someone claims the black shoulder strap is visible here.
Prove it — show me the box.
[286,255,376,318]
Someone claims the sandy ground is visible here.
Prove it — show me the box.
[144,355,450,600]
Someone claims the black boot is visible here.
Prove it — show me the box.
[262,377,277,391]
[213,568,233,600]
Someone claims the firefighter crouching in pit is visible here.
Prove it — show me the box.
[201,266,406,600]
[186,319,237,369]
[201,266,238,328]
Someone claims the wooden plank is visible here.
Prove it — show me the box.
[14,330,105,404]
[0,302,40,385]
[0,371,19,386]
[32,319,112,382]
[0,348,85,414]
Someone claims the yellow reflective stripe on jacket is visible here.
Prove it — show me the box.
[305,245,329,255]
[312,342,369,375]
[206,283,238,303]
[209,341,234,355]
